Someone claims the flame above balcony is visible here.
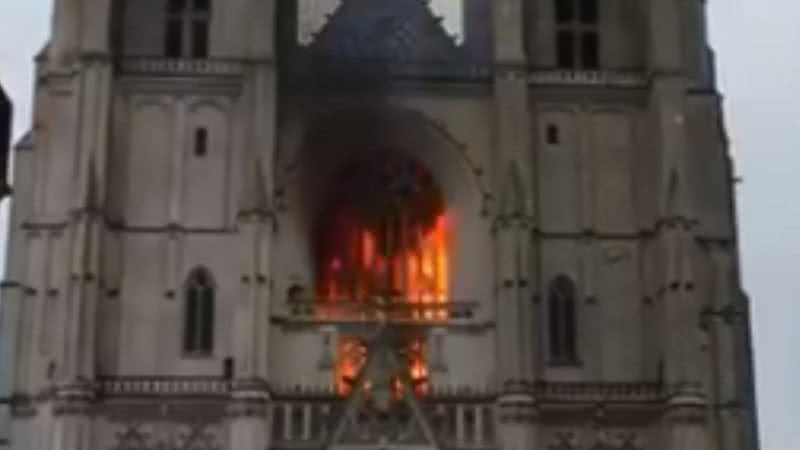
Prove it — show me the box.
[315,157,448,395]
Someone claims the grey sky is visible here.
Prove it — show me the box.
[0,2,797,449]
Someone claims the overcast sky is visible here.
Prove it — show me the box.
[0,2,798,449]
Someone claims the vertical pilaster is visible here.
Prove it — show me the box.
[59,60,113,385]
[227,2,278,450]
[235,209,272,380]
[647,0,683,73]
[492,1,538,449]
[46,5,116,448]
[492,0,534,385]
[648,1,711,447]
[495,217,523,386]
[49,0,82,65]
[496,395,538,450]
[168,100,188,225]
[50,386,94,450]
[706,245,749,450]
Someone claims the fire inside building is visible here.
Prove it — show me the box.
[0,1,759,450]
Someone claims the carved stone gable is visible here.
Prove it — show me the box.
[309,0,460,61]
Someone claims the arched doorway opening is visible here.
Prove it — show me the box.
[314,154,450,396]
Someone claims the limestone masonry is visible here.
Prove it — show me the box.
[0,1,759,450]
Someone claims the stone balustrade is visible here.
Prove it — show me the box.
[117,57,645,88]
[528,69,647,87]
[119,57,247,77]
[98,376,230,397]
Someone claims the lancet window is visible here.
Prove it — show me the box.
[183,267,215,355]
[548,274,578,363]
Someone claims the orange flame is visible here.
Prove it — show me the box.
[322,213,450,396]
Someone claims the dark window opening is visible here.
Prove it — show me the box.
[579,0,599,24]
[546,124,560,145]
[555,0,575,24]
[194,128,208,157]
[554,0,600,69]
[183,268,215,356]
[165,18,183,58]
[548,275,578,364]
[165,0,211,58]
[556,31,575,69]
[192,20,209,58]
[194,0,211,12]
[168,0,187,14]
[581,32,599,69]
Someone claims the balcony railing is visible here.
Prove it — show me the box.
[117,57,646,88]
[118,57,246,77]
[98,375,230,397]
[528,69,647,87]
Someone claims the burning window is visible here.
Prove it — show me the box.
[315,156,449,395]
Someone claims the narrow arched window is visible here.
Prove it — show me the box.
[165,0,212,58]
[548,274,578,363]
[183,268,215,355]
[554,0,599,69]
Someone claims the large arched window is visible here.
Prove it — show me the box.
[554,0,599,69]
[315,155,449,395]
[165,0,212,58]
[316,156,449,305]
[548,274,578,363]
[183,267,215,356]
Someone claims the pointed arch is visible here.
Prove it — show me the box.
[548,274,578,363]
[183,267,215,356]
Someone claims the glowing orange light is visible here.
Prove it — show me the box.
[317,161,449,396]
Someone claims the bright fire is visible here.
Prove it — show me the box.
[316,158,449,396]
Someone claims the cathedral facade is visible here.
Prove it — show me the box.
[0,1,759,450]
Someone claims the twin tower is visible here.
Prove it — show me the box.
[0,1,758,450]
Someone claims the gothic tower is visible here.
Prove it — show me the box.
[0,1,759,449]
